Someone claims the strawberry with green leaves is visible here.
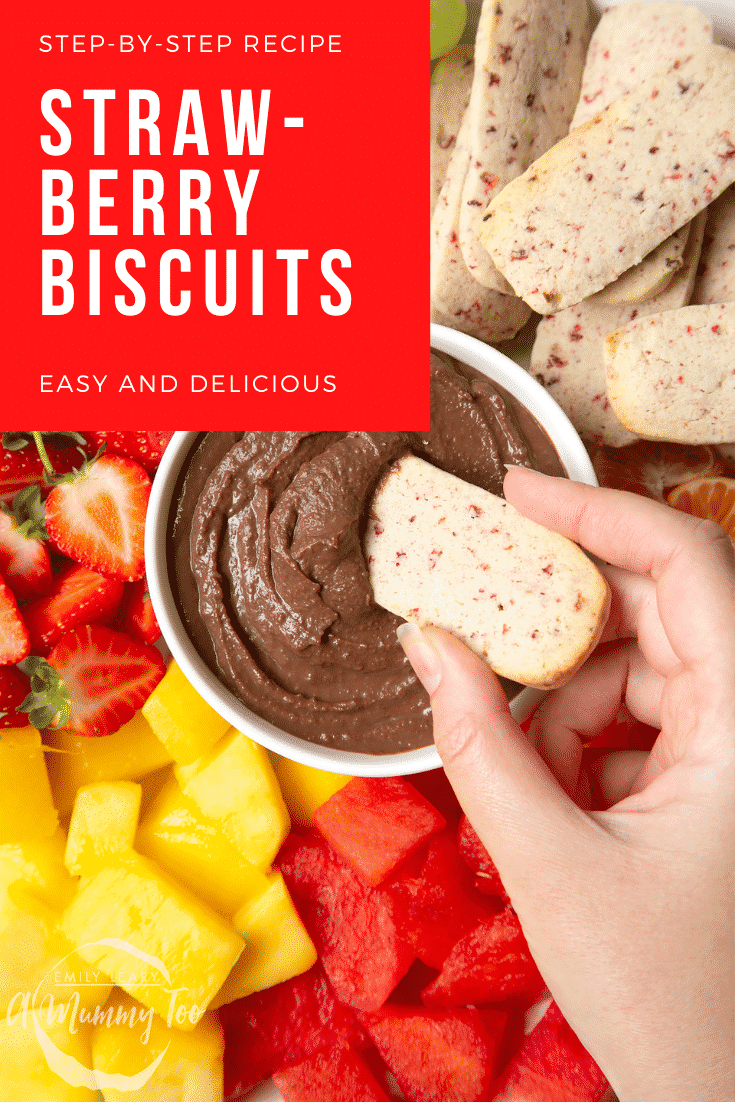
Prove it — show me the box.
[0,431,86,502]
[0,486,52,601]
[19,625,166,737]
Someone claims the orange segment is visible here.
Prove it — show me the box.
[667,477,735,542]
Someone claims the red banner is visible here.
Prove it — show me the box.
[3,1,428,428]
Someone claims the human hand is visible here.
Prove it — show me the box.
[398,467,734,1102]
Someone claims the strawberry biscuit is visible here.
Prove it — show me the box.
[366,456,609,690]
[604,302,735,444]
[480,45,735,313]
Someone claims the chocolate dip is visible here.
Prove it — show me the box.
[169,351,566,754]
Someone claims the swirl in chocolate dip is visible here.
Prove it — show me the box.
[170,351,565,754]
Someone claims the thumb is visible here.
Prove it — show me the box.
[398,622,595,904]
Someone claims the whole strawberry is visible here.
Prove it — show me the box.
[0,431,85,502]
[82,431,173,475]
[0,486,52,601]
[0,666,31,725]
[115,576,162,645]
[45,453,151,582]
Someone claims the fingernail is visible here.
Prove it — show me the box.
[504,463,527,471]
[397,622,443,695]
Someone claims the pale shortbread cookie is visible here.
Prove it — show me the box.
[590,219,691,307]
[692,184,735,304]
[576,4,711,307]
[431,46,474,216]
[530,211,706,447]
[570,2,712,129]
[431,103,531,342]
[431,90,473,312]
[480,45,735,313]
[604,302,735,444]
[458,0,588,293]
[366,455,610,689]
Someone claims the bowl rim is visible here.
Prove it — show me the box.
[145,325,598,777]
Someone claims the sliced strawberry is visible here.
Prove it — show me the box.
[45,454,151,582]
[0,667,31,727]
[0,488,52,601]
[23,562,125,656]
[37,625,166,737]
[0,433,86,502]
[115,576,161,645]
[82,431,172,474]
[0,575,30,665]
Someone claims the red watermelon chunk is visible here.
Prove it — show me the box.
[457,815,510,903]
[421,909,544,1008]
[388,959,441,1006]
[582,716,659,751]
[220,963,367,1099]
[314,776,446,887]
[362,1004,505,1102]
[273,1043,394,1102]
[278,831,415,1012]
[490,1001,608,1102]
[407,767,464,828]
[387,831,502,969]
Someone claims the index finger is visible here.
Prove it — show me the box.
[503,467,735,672]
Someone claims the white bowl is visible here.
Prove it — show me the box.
[145,325,598,777]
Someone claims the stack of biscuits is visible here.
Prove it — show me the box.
[431,0,735,453]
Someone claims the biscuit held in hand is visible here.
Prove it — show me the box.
[365,456,609,689]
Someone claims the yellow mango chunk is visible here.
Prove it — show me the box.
[0,829,112,1015]
[0,995,101,1101]
[44,712,173,815]
[91,989,223,1102]
[141,661,229,766]
[0,880,112,1017]
[136,774,270,916]
[0,828,76,912]
[0,728,58,843]
[211,871,316,1009]
[275,756,352,828]
[174,728,290,870]
[60,852,244,1029]
[65,783,142,877]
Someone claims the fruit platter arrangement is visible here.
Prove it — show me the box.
[0,417,732,1102]
[0,427,613,1102]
